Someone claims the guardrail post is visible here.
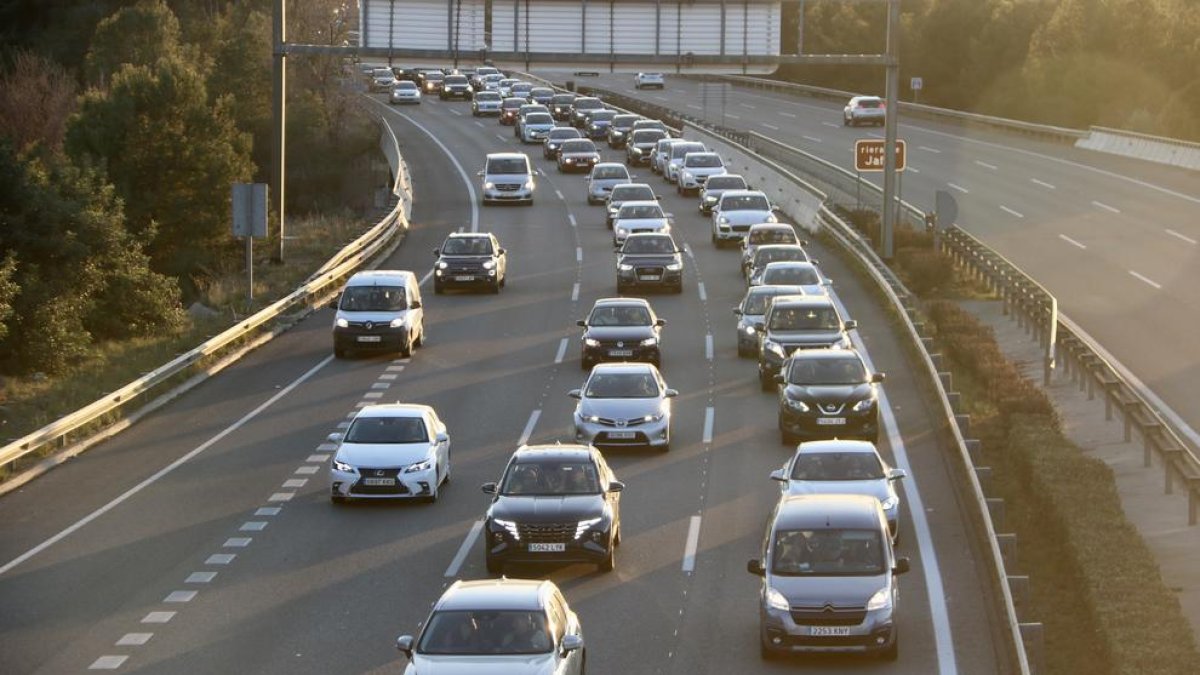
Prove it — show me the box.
[955,413,970,437]
[1189,481,1199,526]
[1007,575,1030,615]
[1103,385,1114,420]
[996,533,1018,568]
[1020,623,1045,675]
[1122,403,1133,444]
[947,391,962,414]
[939,371,953,390]
[986,497,1006,531]
[965,439,983,464]
[975,466,992,491]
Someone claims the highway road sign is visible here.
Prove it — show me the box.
[855,139,906,172]
[911,76,923,90]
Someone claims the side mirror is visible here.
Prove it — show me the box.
[576,319,587,327]
[664,213,675,219]
[410,300,422,310]
[871,372,886,383]
[769,469,787,482]
[327,432,344,444]
[498,248,506,255]
[823,278,833,286]
[773,374,784,383]
[655,318,666,327]
[436,432,449,443]
[396,635,414,657]
[655,195,662,200]
[664,388,679,398]
[608,480,625,493]
[811,258,821,265]
[481,482,498,495]
[800,240,809,247]
[893,557,911,575]
[568,389,583,399]
[476,170,484,176]
[843,319,857,330]
[561,634,584,654]
[746,559,765,576]
[432,248,440,256]
[888,468,908,481]
[732,308,742,316]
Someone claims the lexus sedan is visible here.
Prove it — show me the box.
[612,200,672,247]
[734,284,807,358]
[571,362,677,451]
[771,439,905,538]
[577,297,665,369]
[774,350,885,445]
[328,404,450,503]
[605,183,658,228]
[616,233,684,294]
[432,232,507,294]
[586,162,633,205]
[557,139,601,173]
[543,126,583,159]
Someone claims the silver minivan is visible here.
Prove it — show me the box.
[479,152,535,205]
[332,270,424,358]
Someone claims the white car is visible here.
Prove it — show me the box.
[676,151,726,195]
[612,200,672,247]
[389,81,421,104]
[605,183,657,228]
[711,190,776,247]
[844,95,886,127]
[664,141,707,185]
[472,90,502,115]
[651,138,685,175]
[634,72,665,90]
[329,404,450,503]
[698,174,747,214]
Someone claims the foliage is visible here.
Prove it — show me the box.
[0,50,78,156]
[83,0,186,85]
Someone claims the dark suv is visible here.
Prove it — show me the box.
[625,128,667,165]
[570,97,604,128]
[757,296,856,390]
[439,74,472,100]
[616,233,683,294]
[482,444,624,573]
[776,349,883,444]
[550,93,576,121]
[578,298,665,369]
[432,232,507,294]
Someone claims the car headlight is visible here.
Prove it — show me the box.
[332,458,355,473]
[631,148,643,155]
[766,587,790,611]
[681,171,692,181]
[718,216,729,225]
[767,214,778,223]
[574,517,604,539]
[743,324,757,335]
[584,414,601,423]
[584,338,600,347]
[764,341,786,357]
[618,263,634,271]
[704,195,717,203]
[616,227,628,236]
[852,398,875,412]
[493,518,520,540]
[482,260,496,270]
[665,262,683,271]
[437,261,448,270]
[390,317,405,328]
[484,181,495,189]
[642,410,666,423]
[404,458,433,473]
[866,587,891,611]
[639,337,658,347]
[880,495,899,510]
[523,180,534,190]
[335,317,349,328]
[786,398,810,412]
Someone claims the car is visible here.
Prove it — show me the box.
[370,67,397,92]
[676,151,726,195]
[543,126,583,159]
[550,93,577,121]
[757,295,856,390]
[469,65,500,89]
[570,362,676,451]
[331,270,425,358]
[556,138,601,173]
[481,445,624,573]
[616,233,684,294]
[745,246,814,286]
[518,112,556,143]
[499,96,526,125]
[328,403,449,503]
[577,297,665,369]
[395,579,586,674]
[845,95,886,127]
[511,82,535,100]
[605,183,658,228]
[392,66,419,82]
[754,260,828,293]
[664,141,708,184]
[496,77,519,97]
[439,74,472,100]
[514,103,551,137]
[634,72,665,89]
[479,152,535,205]
[471,90,502,115]
[774,350,885,445]
[626,128,668,166]
[651,138,685,175]
[699,174,747,214]
[389,81,421,104]
[433,232,508,294]
[418,70,445,94]
[570,97,604,128]
[741,223,805,276]
[630,118,671,135]
[479,72,505,91]
[358,62,378,78]
[607,113,643,148]
[529,86,556,106]
[733,284,807,358]
[583,109,618,140]
[711,190,777,246]
[747,494,909,660]
[771,439,903,540]
[586,162,632,205]
[611,200,672,247]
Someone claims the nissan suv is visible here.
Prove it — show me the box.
[756,295,856,390]
[774,349,884,444]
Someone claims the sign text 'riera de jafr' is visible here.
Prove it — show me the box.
[854,139,906,172]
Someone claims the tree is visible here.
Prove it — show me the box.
[0,254,17,345]
[83,0,185,85]
[0,50,77,156]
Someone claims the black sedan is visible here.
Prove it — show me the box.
[432,232,507,294]
[616,233,683,294]
[776,348,884,444]
[577,297,665,369]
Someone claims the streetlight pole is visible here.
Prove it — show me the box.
[880,0,900,260]
[271,0,287,262]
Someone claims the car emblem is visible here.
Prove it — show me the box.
[375,470,386,477]
[364,321,374,330]
[823,604,836,613]
[616,419,627,428]
[616,341,624,348]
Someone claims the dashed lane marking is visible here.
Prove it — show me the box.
[1092,200,1121,214]
[947,183,969,194]
[1059,234,1087,250]
[1166,229,1197,245]
[571,283,580,301]
[1129,271,1162,289]
[919,145,941,153]
[974,160,998,170]
[223,538,252,548]
[89,656,128,670]
[186,572,217,584]
[164,590,197,603]
[519,410,542,445]
[1000,205,1025,218]
[697,282,707,301]
[141,612,175,624]
[116,633,153,646]
[681,515,702,573]
[444,520,485,577]
[705,335,714,361]
[802,135,822,143]
[205,554,235,565]
[762,123,779,131]
[702,407,715,444]
[555,338,569,364]
[1031,178,1056,189]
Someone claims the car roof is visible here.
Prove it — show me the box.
[353,403,432,418]
[749,223,795,232]
[590,362,658,376]
[755,244,806,254]
[747,284,806,297]
[593,162,627,170]
[794,439,877,456]
[720,189,767,199]
[345,270,415,287]
[618,200,661,208]
[446,232,491,239]
[592,297,651,309]
[774,494,884,530]
[613,183,653,191]
[486,152,528,161]
[437,579,551,611]
[763,260,817,270]
[787,349,866,365]
[707,174,745,182]
[513,444,597,462]
[768,294,835,309]
[625,232,674,242]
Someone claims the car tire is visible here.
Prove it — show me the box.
[711,231,719,245]
[331,494,347,505]
[843,115,849,126]
[673,282,683,294]
[676,184,682,195]
[599,543,615,572]
[759,371,774,392]
[500,275,507,288]
[614,524,622,546]
[400,335,413,358]
[414,325,424,348]
[485,554,503,575]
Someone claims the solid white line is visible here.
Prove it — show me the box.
[165,590,197,603]
[1058,234,1087,250]
[555,338,569,364]
[0,355,334,578]
[1166,229,1198,245]
[571,283,580,301]
[519,409,542,445]
[702,407,715,444]
[1129,270,1162,289]
[116,633,153,646]
[1031,178,1056,189]
[186,571,217,584]
[947,183,969,194]
[705,335,714,361]
[974,160,998,170]
[802,135,822,143]
[444,519,485,577]
[1092,200,1121,214]
[568,213,577,227]
[555,189,565,200]
[682,515,702,573]
[919,145,941,154]
[867,132,883,139]
[576,247,583,262]
[761,123,779,131]
[682,244,695,259]
[1000,205,1025,218]
[654,95,669,101]
[697,282,707,301]
[89,656,128,670]
[141,612,175,624]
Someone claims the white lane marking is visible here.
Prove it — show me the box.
[697,282,707,301]
[705,334,714,361]
[762,123,779,131]
[206,554,235,565]
[186,571,217,584]
[0,355,334,577]
[267,492,294,502]
[782,112,799,119]
[223,538,251,548]
[519,409,542,445]
[378,373,399,380]
[240,521,267,532]
[947,182,969,194]
[141,612,175,624]
[555,189,565,200]
[89,656,128,670]
[1166,229,1198,245]
[571,283,580,302]
[1092,200,1121,214]
[1058,234,1087,250]
[740,103,756,109]
[444,519,485,577]
[315,442,338,451]
[495,133,507,142]
[362,391,384,400]
[353,401,374,408]
[386,364,406,372]
[568,213,577,227]
[654,95,669,101]
[305,454,328,463]
[449,109,462,116]
[294,465,319,476]
[474,121,484,128]
[681,515,702,573]
[974,160,998,170]
[282,478,307,489]
[116,633,153,646]
[908,167,921,174]
[371,381,391,389]
[725,113,741,120]
[867,132,883,139]
[821,121,839,128]
[918,145,941,153]
[686,104,702,110]
[1031,178,1056,189]
[255,506,282,516]
[164,590,197,603]
[576,247,583,262]
[802,135,823,143]
[702,407,715,444]
[555,338,569,364]
[1000,205,1025,218]
[1129,270,1162,289]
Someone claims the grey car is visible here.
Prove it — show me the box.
[699,174,747,214]
[571,362,676,451]
[396,578,585,675]
[754,261,829,293]
[612,200,672,247]
[734,284,807,358]
[586,162,632,205]
[605,183,657,228]
[757,295,856,390]
[771,439,904,538]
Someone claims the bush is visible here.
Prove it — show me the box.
[895,246,953,295]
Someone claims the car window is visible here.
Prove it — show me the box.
[750,229,798,245]
[552,94,575,104]
[722,194,770,211]
[441,237,494,256]
[622,236,675,254]
[756,248,808,267]
[345,416,428,444]
[611,186,654,201]
[762,266,820,286]
[502,99,524,109]
[588,305,651,326]
[396,82,417,90]
[526,113,552,124]
[585,372,661,399]
[743,289,793,315]
[771,529,885,576]
[561,140,596,153]
[339,285,407,311]
[788,358,868,386]
[590,111,617,121]
[857,98,883,108]
[500,459,602,495]
[549,129,580,140]
[706,176,746,190]
[575,98,602,110]
[632,130,666,144]
[418,610,553,655]
[445,76,468,85]
[768,306,839,330]
[475,91,499,101]
[593,166,628,179]
[486,158,529,175]
[671,144,705,159]
[685,154,723,167]
[619,204,664,219]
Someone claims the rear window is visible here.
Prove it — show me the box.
[611,186,654,201]
[486,157,530,175]
[685,154,722,168]
[474,91,500,101]
[552,94,575,104]
[631,130,666,144]
[671,144,705,159]
[593,166,628,179]
[755,247,808,266]
[502,98,524,109]
[525,113,552,125]
[721,194,770,211]
[445,76,468,85]
[706,176,746,190]
[549,128,581,140]
[856,98,883,108]
[619,204,664,219]
[561,140,597,153]
[574,98,603,110]
[762,265,820,286]
[749,229,798,245]
[589,111,617,122]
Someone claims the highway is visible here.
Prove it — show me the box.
[571,73,1200,454]
[0,90,1007,673]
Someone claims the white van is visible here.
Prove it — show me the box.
[479,152,534,205]
[332,270,424,358]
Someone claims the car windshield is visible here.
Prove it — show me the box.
[396,82,417,90]
[772,529,885,576]
[585,372,660,399]
[526,113,552,125]
[632,130,666,144]
[418,610,552,655]
[512,84,532,93]
[441,237,493,256]
[501,459,602,495]
[590,111,617,122]
[722,195,770,211]
[575,99,602,110]
[613,115,639,127]
[425,72,444,81]
[549,129,580,140]
[339,285,407,311]
[619,204,664,219]
[589,305,651,326]
[750,229,798,245]
[486,158,528,175]
[561,140,596,153]
[611,186,654,201]
[790,451,883,480]
[445,76,468,85]
[756,248,809,268]
[622,236,675,254]
[344,416,428,444]
[531,88,553,97]
[706,176,745,190]
[763,266,820,286]
[685,155,722,167]
[769,306,839,331]
[552,94,575,104]
[743,289,797,315]
[593,166,628,180]
[475,92,499,101]
[671,144,705,159]
[788,357,868,386]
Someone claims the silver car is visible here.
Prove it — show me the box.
[328,404,450,503]
[389,81,421,104]
[652,138,685,175]
[677,152,726,195]
[606,183,657,228]
[519,112,555,144]
[664,141,707,185]
[754,261,829,293]
[571,362,677,451]
[746,245,814,286]
[396,579,585,675]
[612,200,672,247]
[741,223,805,276]
[711,190,777,247]
[699,173,747,214]
[472,90,502,116]
[771,440,905,539]
[844,95,886,127]
[734,284,807,358]
[586,162,632,205]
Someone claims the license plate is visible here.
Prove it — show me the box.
[640,275,661,281]
[609,349,633,357]
[357,335,382,343]
[528,543,566,552]
[817,417,847,425]
[454,275,474,281]
[810,626,852,637]
[608,431,636,439]
[362,477,395,486]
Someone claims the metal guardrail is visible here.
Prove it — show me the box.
[0,109,411,477]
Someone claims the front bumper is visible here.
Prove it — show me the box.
[712,224,748,242]
[435,268,499,287]
[330,465,437,500]
[474,106,500,115]
[482,185,533,202]
[574,415,670,448]
[778,405,879,441]
[333,326,407,352]
[390,95,421,104]
[760,605,896,655]
[582,341,660,366]
[618,267,682,288]
[628,148,653,165]
[559,156,597,172]
[485,525,613,565]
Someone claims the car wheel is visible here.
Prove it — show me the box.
[334,346,346,359]
[485,554,503,575]
[331,494,347,505]
[599,543,615,572]
[414,325,424,347]
[759,371,774,392]
[400,335,413,358]
[614,524,622,546]
[499,275,507,288]
[676,184,682,195]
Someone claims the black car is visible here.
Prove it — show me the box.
[616,233,683,294]
[543,126,583,159]
[529,86,555,106]
[578,298,665,369]
[417,69,445,94]
[432,232,507,294]
[626,128,667,165]
[776,349,883,444]
[482,445,624,573]
[570,97,604,128]
[550,93,576,121]
[757,296,856,390]
[439,74,472,100]
[607,114,642,149]
[499,97,525,125]
[584,110,618,140]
